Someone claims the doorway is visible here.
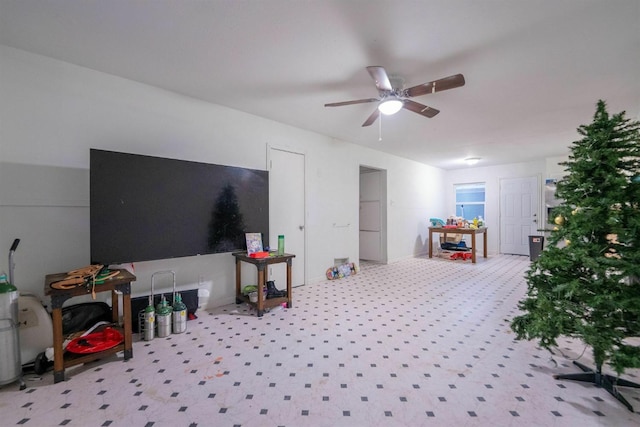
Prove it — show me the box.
[499,176,540,255]
[268,147,306,287]
[359,166,387,263]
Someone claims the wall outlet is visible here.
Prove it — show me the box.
[198,280,213,289]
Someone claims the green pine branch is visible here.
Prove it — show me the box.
[511,100,640,375]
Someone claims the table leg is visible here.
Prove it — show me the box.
[471,233,477,263]
[111,291,119,324]
[122,292,132,360]
[235,258,243,304]
[483,230,488,258]
[257,266,265,317]
[286,259,293,308]
[429,229,433,258]
[51,307,65,383]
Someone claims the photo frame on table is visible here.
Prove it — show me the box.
[245,233,263,256]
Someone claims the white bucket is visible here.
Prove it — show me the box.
[18,294,53,365]
[249,292,258,303]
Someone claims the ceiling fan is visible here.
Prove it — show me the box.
[325,66,465,126]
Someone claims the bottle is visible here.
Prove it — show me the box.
[277,235,285,255]
[478,216,484,228]
[143,295,155,341]
[473,217,478,228]
[0,271,18,296]
[155,295,172,338]
[0,271,21,386]
[0,271,12,286]
[172,293,187,334]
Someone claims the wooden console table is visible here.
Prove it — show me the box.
[233,252,294,317]
[428,227,488,263]
[44,269,135,383]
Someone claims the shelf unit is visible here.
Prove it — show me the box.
[44,269,135,383]
[232,252,294,317]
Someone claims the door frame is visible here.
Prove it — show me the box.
[359,165,388,263]
[266,144,307,286]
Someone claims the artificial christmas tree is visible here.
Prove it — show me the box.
[511,100,640,410]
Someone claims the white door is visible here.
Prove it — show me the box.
[500,176,539,255]
[269,147,305,287]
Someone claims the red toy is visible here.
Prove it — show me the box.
[449,252,472,261]
[249,251,269,258]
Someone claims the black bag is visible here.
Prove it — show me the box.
[62,302,112,335]
[441,241,471,251]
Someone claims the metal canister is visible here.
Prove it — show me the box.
[143,295,155,341]
[156,295,172,338]
[0,272,21,387]
[172,293,187,334]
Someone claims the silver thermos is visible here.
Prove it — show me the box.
[143,295,155,341]
[172,292,187,334]
[156,295,172,338]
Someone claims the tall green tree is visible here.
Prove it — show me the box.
[511,100,640,410]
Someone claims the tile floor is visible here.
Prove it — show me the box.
[2,254,640,426]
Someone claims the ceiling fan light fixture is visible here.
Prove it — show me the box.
[464,157,481,166]
[378,97,403,115]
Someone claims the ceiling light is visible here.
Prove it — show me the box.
[378,97,403,115]
[464,157,481,166]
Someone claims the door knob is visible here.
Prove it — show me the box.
[299,225,304,230]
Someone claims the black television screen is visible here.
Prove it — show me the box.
[90,149,269,265]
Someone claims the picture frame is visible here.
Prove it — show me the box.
[245,233,263,255]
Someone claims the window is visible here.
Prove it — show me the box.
[455,183,485,220]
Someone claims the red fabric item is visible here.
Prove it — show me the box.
[66,327,123,354]
[249,251,269,258]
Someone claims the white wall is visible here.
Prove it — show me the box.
[442,158,568,255]
[0,46,446,307]
[546,155,570,180]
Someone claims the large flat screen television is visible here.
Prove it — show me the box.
[90,149,269,265]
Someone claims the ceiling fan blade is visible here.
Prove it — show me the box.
[403,100,440,118]
[325,98,378,107]
[405,74,465,98]
[362,108,380,127]
[366,66,393,92]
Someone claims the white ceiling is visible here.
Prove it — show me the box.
[1,0,639,170]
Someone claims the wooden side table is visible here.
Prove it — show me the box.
[428,227,488,263]
[44,269,135,383]
[232,252,294,317]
